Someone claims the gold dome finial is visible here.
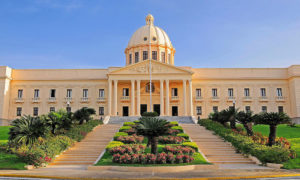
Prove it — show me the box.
[146,14,154,25]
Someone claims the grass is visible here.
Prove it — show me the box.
[95,144,209,166]
[0,126,27,170]
[251,124,300,169]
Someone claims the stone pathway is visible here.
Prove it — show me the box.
[181,124,255,164]
[50,124,121,166]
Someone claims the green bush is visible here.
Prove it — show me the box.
[199,119,292,164]
[170,121,179,126]
[114,132,128,140]
[65,120,102,141]
[177,133,189,140]
[171,126,184,133]
[123,122,135,127]
[106,141,124,150]
[119,126,132,132]
[182,142,199,151]
[141,112,158,117]
[133,120,140,124]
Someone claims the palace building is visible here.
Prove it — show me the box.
[1,14,300,125]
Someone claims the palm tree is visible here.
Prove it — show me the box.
[236,111,254,136]
[136,117,170,154]
[255,112,291,146]
[9,115,49,145]
[46,109,73,134]
[73,107,96,124]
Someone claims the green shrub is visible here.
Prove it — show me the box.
[141,112,158,117]
[177,133,189,140]
[113,132,128,140]
[170,121,179,126]
[199,119,292,164]
[119,126,132,132]
[106,141,124,150]
[133,120,140,124]
[65,120,102,141]
[171,126,184,133]
[182,142,198,151]
[123,122,135,127]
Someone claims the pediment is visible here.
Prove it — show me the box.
[109,60,193,75]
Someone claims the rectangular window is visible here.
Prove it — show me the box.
[196,106,202,115]
[228,88,234,97]
[129,54,132,64]
[276,88,283,97]
[50,107,55,112]
[50,89,56,98]
[99,107,104,115]
[66,107,71,113]
[168,53,171,63]
[67,89,72,98]
[152,51,157,60]
[34,89,39,98]
[83,89,88,98]
[213,106,218,113]
[260,88,266,97]
[17,89,23,99]
[196,88,201,97]
[135,52,139,63]
[245,106,251,113]
[123,88,129,96]
[278,106,284,113]
[212,88,218,97]
[33,107,39,116]
[172,88,178,96]
[99,89,105,98]
[244,88,250,97]
[262,106,267,113]
[16,107,22,116]
[161,52,165,63]
[143,51,148,60]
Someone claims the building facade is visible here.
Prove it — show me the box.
[1,15,300,125]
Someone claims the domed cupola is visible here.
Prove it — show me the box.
[125,14,175,66]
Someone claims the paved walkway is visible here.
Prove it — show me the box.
[181,124,255,164]
[50,124,121,165]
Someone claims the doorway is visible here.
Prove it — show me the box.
[140,104,147,116]
[172,106,178,116]
[123,106,129,116]
[153,104,160,116]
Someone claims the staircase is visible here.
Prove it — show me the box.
[50,124,121,165]
[181,124,255,164]
[108,116,195,124]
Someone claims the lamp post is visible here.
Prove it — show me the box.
[67,101,70,112]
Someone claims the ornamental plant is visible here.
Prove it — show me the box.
[113,132,128,140]
[163,146,195,155]
[158,136,185,144]
[177,133,189,140]
[236,111,255,136]
[116,135,144,144]
[171,126,184,133]
[119,126,132,132]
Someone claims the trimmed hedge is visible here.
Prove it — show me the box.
[170,121,179,126]
[182,142,199,151]
[171,126,184,133]
[123,122,136,127]
[199,119,292,164]
[119,126,132,132]
[177,133,189,140]
[106,141,124,150]
[113,132,128,140]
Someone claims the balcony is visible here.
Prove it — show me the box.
[48,97,57,103]
[259,96,269,102]
[227,96,235,102]
[243,96,252,102]
[32,98,40,103]
[210,96,220,102]
[171,96,179,102]
[64,97,73,103]
[15,98,24,103]
[275,96,286,102]
[195,96,203,102]
[97,97,106,103]
[121,96,130,102]
[80,97,90,103]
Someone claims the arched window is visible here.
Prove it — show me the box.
[145,82,155,93]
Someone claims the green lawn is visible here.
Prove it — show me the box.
[0,126,26,170]
[252,124,300,169]
[96,144,209,166]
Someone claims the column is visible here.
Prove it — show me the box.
[189,80,193,116]
[183,80,187,116]
[113,80,118,116]
[108,79,112,115]
[137,80,141,116]
[160,80,164,116]
[165,80,170,116]
[131,80,135,116]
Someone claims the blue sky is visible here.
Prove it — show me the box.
[1,0,300,69]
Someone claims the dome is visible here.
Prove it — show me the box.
[127,14,173,48]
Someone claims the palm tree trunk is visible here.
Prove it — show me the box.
[147,136,151,147]
[268,125,277,146]
[243,123,253,136]
[151,136,158,154]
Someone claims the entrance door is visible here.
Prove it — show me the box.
[123,106,129,116]
[172,106,178,116]
[140,104,147,116]
[153,104,160,116]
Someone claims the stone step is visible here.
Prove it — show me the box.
[211,161,256,164]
